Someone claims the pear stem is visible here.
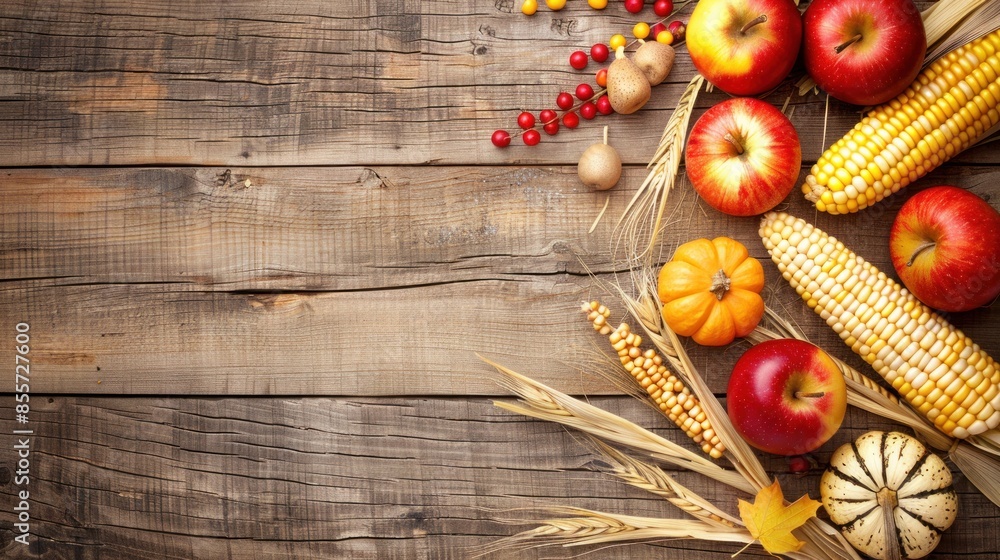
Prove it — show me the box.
[739,14,767,35]
[835,34,863,54]
[724,133,745,155]
[603,125,608,146]
[906,241,936,267]
[794,391,826,399]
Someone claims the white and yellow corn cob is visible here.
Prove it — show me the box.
[583,301,725,458]
[804,29,1000,214]
[760,212,1000,438]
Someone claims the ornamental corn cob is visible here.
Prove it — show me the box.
[583,301,725,458]
[803,29,1000,215]
[760,212,1000,438]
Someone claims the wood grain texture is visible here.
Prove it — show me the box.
[0,397,996,559]
[2,166,997,395]
[1,0,998,167]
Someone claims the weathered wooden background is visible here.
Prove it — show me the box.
[0,1,997,558]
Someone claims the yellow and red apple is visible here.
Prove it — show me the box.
[685,97,801,216]
[803,0,925,106]
[889,186,1000,312]
[686,0,802,96]
[727,339,847,456]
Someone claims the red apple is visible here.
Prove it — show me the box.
[686,0,802,96]
[803,0,925,106]
[889,186,1000,312]
[727,339,847,456]
[685,97,801,216]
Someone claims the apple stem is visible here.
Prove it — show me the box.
[834,34,863,54]
[906,241,936,267]
[794,391,826,399]
[723,133,745,156]
[739,14,767,35]
[709,270,731,301]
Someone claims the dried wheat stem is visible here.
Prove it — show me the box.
[482,355,755,494]
[590,439,741,527]
[500,506,752,550]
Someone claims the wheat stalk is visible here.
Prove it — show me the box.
[615,74,704,261]
[482,354,754,494]
[587,438,742,528]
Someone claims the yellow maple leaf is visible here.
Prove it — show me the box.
[737,479,821,556]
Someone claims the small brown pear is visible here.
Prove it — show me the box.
[578,126,622,191]
[607,47,651,115]
[633,40,675,86]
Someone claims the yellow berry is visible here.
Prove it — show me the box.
[546,0,566,9]
[610,34,627,50]
[588,0,608,8]
[633,22,650,40]
[521,0,537,14]
[656,30,674,45]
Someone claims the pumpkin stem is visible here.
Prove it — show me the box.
[709,270,731,301]
[877,487,903,560]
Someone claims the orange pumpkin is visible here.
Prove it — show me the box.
[657,237,765,346]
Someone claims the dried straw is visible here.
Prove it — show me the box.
[586,438,742,528]
[482,355,754,494]
[616,74,704,260]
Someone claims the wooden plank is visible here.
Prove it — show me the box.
[2,166,998,395]
[0,396,996,559]
[1,1,997,167]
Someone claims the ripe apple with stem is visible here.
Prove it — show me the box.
[727,339,847,456]
[686,0,802,96]
[889,186,1000,312]
[803,0,926,106]
[685,97,801,216]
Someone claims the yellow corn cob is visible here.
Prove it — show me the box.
[583,301,725,458]
[803,29,1000,215]
[760,212,1000,438]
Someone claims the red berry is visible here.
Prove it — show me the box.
[556,92,574,110]
[590,43,609,63]
[650,23,667,40]
[569,50,589,70]
[575,83,594,101]
[596,95,613,115]
[491,130,511,148]
[539,109,557,124]
[579,102,597,120]
[517,111,535,130]
[653,0,672,17]
[788,456,811,475]
[624,0,643,14]
[562,112,580,129]
[522,129,541,146]
[543,121,559,135]
[595,68,608,88]
[668,20,686,41]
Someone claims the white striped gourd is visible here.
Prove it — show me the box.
[821,431,957,560]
